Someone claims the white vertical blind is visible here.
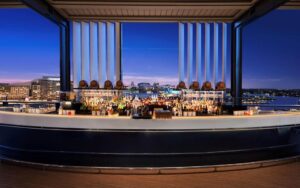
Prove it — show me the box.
[98,22,107,87]
[214,22,219,87]
[196,23,202,84]
[72,21,81,88]
[204,23,211,82]
[107,22,115,85]
[115,22,121,82]
[81,22,90,83]
[72,21,120,88]
[187,23,193,86]
[222,23,228,84]
[178,23,185,83]
[89,22,98,82]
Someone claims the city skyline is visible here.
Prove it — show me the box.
[0,9,300,89]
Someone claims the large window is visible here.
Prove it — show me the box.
[0,9,59,83]
[243,10,300,89]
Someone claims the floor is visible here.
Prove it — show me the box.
[0,162,300,188]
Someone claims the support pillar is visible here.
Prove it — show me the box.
[231,24,243,106]
[60,24,71,91]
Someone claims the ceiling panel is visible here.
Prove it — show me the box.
[1,1,300,21]
[44,0,257,21]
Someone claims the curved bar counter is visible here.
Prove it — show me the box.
[0,111,300,168]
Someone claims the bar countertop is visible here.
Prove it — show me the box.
[1,111,300,130]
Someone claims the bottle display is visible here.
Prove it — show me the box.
[77,89,225,118]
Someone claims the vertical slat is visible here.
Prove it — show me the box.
[115,22,121,82]
[187,23,193,86]
[89,22,98,82]
[98,22,107,87]
[196,23,202,84]
[178,23,185,83]
[107,22,115,85]
[72,21,81,88]
[81,21,90,83]
[222,22,228,83]
[205,23,211,82]
[214,22,219,87]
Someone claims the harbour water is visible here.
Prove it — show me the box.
[258,96,300,111]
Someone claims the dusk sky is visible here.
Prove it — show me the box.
[0,8,299,89]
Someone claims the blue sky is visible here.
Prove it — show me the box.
[0,8,299,89]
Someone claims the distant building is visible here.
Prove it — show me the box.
[0,83,10,94]
[31,80,41,100]
[128,81,136,89]
[160,84,176,90]
[153,82,159,88]
[9,85,30,100]
[0,83,10,100]
[32,76,60,100]
[137,82,152,92]
[158,84,176,93]
[2,76,76,101]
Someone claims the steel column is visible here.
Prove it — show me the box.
[231,24,242,106]
[59,24,71,91]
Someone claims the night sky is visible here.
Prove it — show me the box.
[0,8,299,89]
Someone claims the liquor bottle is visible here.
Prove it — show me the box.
[58,104,63,115]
